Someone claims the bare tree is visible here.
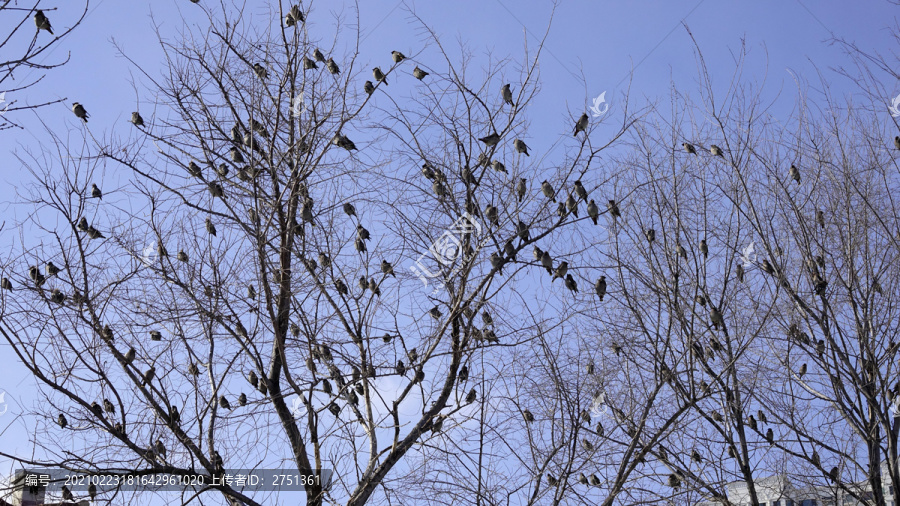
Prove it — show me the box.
[0,1,90,130]
[0,1,646,505]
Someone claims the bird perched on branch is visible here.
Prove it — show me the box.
[552,261,569,283]
[45,261,60,276]
[142,366,155,386]
[574,113,588,136]
[364,81,375,94]
[479,132,500,146]
[326,58,340,75]
[710,306,724,331]
[373,67,388,85]
[541,181,556,202]
[595,276,607,301]
[287,5,304,24]
[574,180,588,200]
[72,103,89,122]
[131,111,144,127]
[565,274,578,293]
[391,51,406,63]
[607,199,621,218]
[34,10,53,34]
[683,142,696,154]
[586,199,599,225]
[205,217,216,236]
[501,84,514,106]
[710,145,724,157]
[516,178,527,202]
[253,63,268,79]
[789,164,801,184]
[413,66,428,80]
[514,139,530,156]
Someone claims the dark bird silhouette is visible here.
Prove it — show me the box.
[607,199,621,218]
[479,132,500,146]
[253,63,268,79]
[540,251,553,275]
[587,199,599,224]
[789,164,801,184]
[552,261,569,283]
[516,178,527,202]
[72,102,89,122]
[34,10,53,34]
[373,67,388,85]
[566,194,579,217]
[565,274,578,293]
[413,66,428,80]
[501,84,514,106]
[514,139,530,156]
[45,261,60,276]
[595,276,607,301]
[541,181,556,202]
[574,113,588,136]
[142,366,155,386]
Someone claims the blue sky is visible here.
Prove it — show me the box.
[0,0,897,503]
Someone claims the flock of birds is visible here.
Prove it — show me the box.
[20,3,872,498]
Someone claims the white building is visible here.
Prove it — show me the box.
[698,471,896,506]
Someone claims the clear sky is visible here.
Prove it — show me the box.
[0,0,897,503]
